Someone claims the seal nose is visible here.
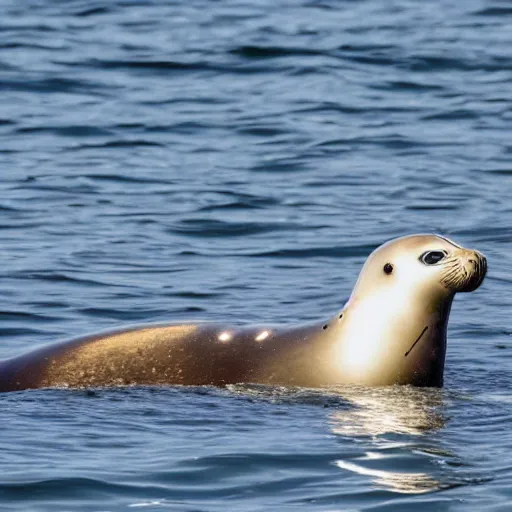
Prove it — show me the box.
[476,251,487,278]
[471,250,487,272]
[463,250,487,292]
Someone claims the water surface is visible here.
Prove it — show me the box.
[0,0,511,510]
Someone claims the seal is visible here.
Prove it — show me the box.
[0,234,486,392]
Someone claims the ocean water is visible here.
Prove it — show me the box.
[0,0,511,510]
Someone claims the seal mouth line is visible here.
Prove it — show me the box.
[404,326,429,357]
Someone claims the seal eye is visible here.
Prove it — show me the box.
[421,250,447,265]
[383,263,393,275]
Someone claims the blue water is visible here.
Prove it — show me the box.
[0,0,511,510]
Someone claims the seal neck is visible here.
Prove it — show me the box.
[324,293,454,386]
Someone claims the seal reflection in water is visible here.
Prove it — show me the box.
[330,386,448,494]
[0,234,486,392]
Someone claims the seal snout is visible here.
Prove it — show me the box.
[464,250,487,292]
[441,248,487,293]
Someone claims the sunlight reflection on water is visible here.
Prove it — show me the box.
[329,387,448,494]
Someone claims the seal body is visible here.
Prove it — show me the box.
[0,322,335,391]
[0,234,487,392]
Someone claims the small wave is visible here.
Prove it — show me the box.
[0,477,159,501]
[167,219,299,238]
[472,7,512,16]
[248,243,376,259]
[17,272,110,287]
[16,125,113,137]
[230,45,325,59]
[66,140,164,150]
[0,77,101,94]
[74,7,111,17]
[83,174,173,185]
[0,311,60,323]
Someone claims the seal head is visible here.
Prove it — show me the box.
[329,234,486,387]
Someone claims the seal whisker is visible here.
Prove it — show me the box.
[441,264,461,287]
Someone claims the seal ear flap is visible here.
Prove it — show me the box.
[383,263,393,275]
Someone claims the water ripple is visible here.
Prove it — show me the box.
[0,0,510,510]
